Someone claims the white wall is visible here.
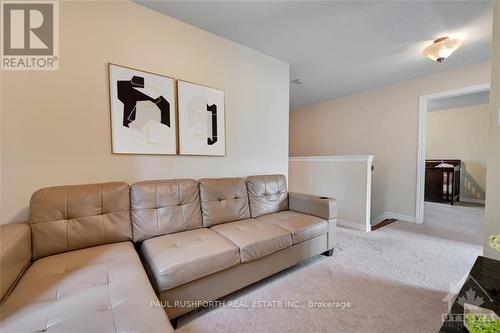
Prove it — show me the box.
[426,104,489,202]
[290,61,491,221]
[289,156,373,232]
[484,0,500,261]
[0,1,290,224]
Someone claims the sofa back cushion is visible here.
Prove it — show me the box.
[131,179,202,241]
[199,178,250,227]
[247,174,289,218]
[29,182,132,259]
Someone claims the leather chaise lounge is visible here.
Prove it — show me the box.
[0,175,337,332]
[0,182,172,333]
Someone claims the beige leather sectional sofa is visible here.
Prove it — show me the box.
[0,175,337,332]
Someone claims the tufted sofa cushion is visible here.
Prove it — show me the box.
[131,179,202,242]
[246,174,289,218]
[199,178,250,227]
[0,242,173,333]
[141,228,240,291]
[211,219,292,263]
[256,211,329,245]
[29,182,132,260]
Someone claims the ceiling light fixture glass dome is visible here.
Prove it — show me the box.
[423,37,462,63]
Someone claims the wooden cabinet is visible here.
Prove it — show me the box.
[425,159,461,205]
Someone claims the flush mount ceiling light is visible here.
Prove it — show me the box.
[423,37,462,63]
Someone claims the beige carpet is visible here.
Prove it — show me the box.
[177,202,484,332]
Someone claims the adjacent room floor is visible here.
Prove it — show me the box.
[177,202,484,332]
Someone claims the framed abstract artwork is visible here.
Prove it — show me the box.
[108,64,176,154]
[177,80,225,156]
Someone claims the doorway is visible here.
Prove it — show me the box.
[416,83,490,224]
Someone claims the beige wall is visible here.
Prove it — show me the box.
[484,0,500,261]
[289,156,373,231]
[0,1,289,224]
[426,104,489,201]
[290,61,491,220]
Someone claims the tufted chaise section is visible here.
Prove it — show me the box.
[0,242,173,333]
[29,182,132,259]
[131,179,202,242]
[246,174,289,218]
[199,178,250,227]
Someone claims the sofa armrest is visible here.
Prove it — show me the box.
[1,223,31,303]
[289,192,338,220]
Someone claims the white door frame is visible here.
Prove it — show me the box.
[415,82,491,224]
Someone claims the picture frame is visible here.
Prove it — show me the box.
[108,63,177,155]
[177,80,226,156]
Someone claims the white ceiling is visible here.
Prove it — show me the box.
[136,1,493,111]
[428,90,490,112]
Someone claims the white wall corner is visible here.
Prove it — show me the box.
[371,212,417,226]
[337,219,371,232]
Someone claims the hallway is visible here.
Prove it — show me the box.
[424,201,485,246]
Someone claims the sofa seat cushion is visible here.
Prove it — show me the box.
[141,228,240,291]
[211,219,292,263]
[256,211,329,245]
[0,242,173,333]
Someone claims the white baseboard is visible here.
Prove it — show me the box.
[371,212,417,226]
[337,219,371,232]
[460,197,485,205]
